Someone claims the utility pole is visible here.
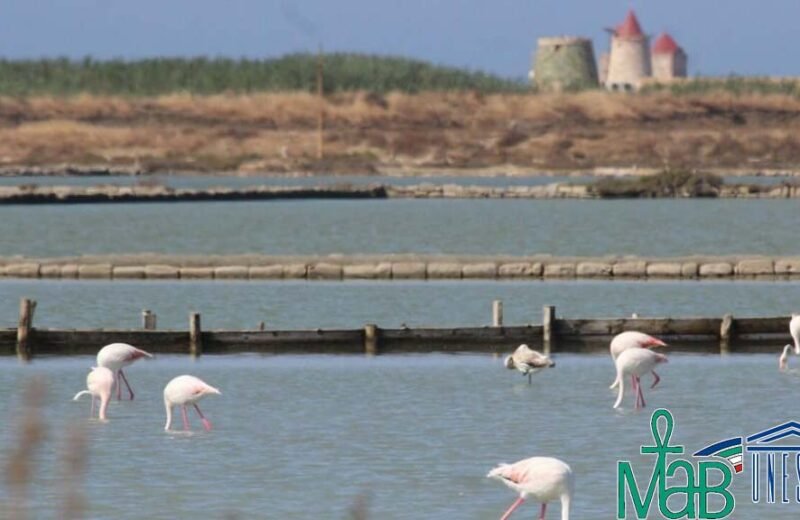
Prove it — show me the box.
[316,44,324,160]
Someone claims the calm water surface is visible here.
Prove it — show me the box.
[2,279,800,330]
[0,354,795,518]
[1,199,799,257]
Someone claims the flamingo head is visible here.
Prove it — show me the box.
[780,344,792,371]
[503,356,515,370]
[643,337,668,349]
[654,352,669,365]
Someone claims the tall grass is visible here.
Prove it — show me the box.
[0,54,527,96]
[641,77,800,97]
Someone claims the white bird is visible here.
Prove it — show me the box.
[488,456,573,520]
[504,344,555,384]
[780,344,793,372]
[163,375,221,432]
[613,348,668,410]
[789,314,800,355]
[96,343,153,400]
[609,331,666,390]
[72,366,115,421]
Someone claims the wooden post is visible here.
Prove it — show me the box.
[316,45,325,160]
[492,300,503,327]
[189,312,202,359]
[364,324,378,356]
[142,309,156,330]
[542,305,556,355]
[16,298,36,362]
[720,313,734,353]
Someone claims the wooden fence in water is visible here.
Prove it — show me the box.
[1,299,791,361]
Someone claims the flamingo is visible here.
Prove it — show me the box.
[96,343,153,400]
[609,331,666,390]
[487,456,573,520]
[780,344,793,371]
[504,344,555,384]
[613,348,668,409]
[163,375,221,432]
[72,366,115,421]
[790,314,800,355]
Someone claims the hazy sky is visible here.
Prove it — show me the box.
[0,0,797,78]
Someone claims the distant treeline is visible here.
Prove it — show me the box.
[641,76,800,97]
[0,53,527,96]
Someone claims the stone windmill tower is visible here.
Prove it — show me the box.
[604,10,651,91]
[531,37,599,92]
[652,32,688,80]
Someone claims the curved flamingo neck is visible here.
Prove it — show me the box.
[561,493,571,520]
[164,399,173,430]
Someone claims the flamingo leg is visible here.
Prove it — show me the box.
[181,405,190,431]
[193,404,213,432]
[116,370,122,400]
[118,369,135,400]
[90,396,96,418]
[499,496,525,520]
[650,370,660,389]
[637,376,646,408]
[539,502,547,520]
[528,373,532,385]
[632,376,642,409]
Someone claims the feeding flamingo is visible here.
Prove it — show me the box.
[163,375,221,432]
[488,456,573,520]
[72,366,115,421]
[609,331,666,390]
[96,343,153,400]
[613,348,668,409]
[504,344,555,384]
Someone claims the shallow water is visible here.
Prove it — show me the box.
[0,353,796,519]
[1,198,799,257]
[2,279,800,330]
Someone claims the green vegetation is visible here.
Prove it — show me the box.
[590,169,724,198]
[641,76,800,97]
[0,54,527,96]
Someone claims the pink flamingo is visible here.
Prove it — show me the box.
[72,366,115,421]
[609,331,666,390]
[612,348,668,409]
[504,344,555,384]
[163,375,221,432]
[96,343,153,400]
[488,456,573,520]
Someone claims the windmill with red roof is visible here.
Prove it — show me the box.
[652,32,688,80]
[603,9,652,91]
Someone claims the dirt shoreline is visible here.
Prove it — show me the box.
[1,91,800,176]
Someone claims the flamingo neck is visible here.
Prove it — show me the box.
[613,371,625,408]
[794,336,800,355]
[164,399,173,431]
[98,393,110,421]
[561,493,571,520]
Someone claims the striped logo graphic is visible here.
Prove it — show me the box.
[694,437,744,473]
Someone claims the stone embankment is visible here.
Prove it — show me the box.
[0,254,796,280]
[0,182,799,203]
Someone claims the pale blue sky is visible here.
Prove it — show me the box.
[0,1,797,78]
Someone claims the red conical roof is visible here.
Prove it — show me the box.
[616,10,644,38]
[653,32,681,54]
